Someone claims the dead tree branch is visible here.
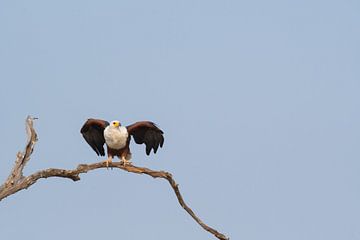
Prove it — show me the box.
[0,116,229,240]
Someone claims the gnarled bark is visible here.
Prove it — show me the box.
[0,116,229,240]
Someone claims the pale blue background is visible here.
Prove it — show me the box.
[0,1,359,239]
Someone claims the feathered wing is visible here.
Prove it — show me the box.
[80,119,109,156]
[126,121,164,155]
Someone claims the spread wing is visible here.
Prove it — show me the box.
[80,119,109,156]
[126,121,164,155]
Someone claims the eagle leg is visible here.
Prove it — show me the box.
[121,156,132,166]
[104,156,113,169]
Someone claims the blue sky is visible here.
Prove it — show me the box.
[0,1,359,239]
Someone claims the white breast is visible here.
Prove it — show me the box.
[104,126,129,150]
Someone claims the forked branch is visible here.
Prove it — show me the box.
[0,116,229,240]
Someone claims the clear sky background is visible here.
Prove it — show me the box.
[0,1,359,240]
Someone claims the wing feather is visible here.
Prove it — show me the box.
[80,119,109,156]
[126,121,164,155]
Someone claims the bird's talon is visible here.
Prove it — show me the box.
[121,159,132,166]
[104,158,112,170]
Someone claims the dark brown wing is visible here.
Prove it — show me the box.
[80,119,109,156]
[126,121,164,155]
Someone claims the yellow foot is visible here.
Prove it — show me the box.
[121,158,132,166]
[104,157,113,169]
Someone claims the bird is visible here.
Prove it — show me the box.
[80,118,164,166]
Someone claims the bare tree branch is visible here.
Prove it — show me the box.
[0,117,229,240]
[0,116,38,192]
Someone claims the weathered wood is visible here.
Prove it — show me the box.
[0,117,229,240]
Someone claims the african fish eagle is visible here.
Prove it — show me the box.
[80,119,164,166]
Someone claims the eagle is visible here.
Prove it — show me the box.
[80,119,164,166]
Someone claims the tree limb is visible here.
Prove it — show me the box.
[0,117,229,240]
